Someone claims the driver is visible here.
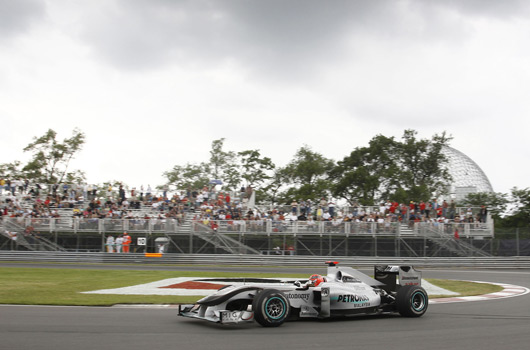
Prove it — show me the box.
[308,274,325,287]
[295,274,326,289]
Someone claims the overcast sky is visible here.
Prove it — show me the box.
[1,0,529,194]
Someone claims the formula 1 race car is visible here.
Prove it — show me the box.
[178,262,428,327]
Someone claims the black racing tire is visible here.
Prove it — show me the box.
[252,289,290,327]
[396,285,428,317]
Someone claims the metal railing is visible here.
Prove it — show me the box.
[413,221,494,238]
[0,217,508,257]
[252,204,489,218]
[0,217,494,237]
[191,222,260,254]
[0,217,186,234]
[218,220,396,235]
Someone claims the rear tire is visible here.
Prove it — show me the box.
[252,289,290,327]
[396,285,428,317]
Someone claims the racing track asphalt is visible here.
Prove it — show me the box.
[1,264,530,350]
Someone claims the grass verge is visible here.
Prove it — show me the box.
[427,278,503,298]
[0,267,503,306]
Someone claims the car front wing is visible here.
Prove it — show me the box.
[178,304,255,324]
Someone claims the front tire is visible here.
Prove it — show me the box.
[396,285,428,317]
[252,289,290,327]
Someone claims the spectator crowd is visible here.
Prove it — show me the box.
[0,178,488,228]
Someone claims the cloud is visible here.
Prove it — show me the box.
[2,0,529,194]
[66,1,472,77]
[63,0,530,89]
[6,0,530,77]
[0,0,46,40]
[427,0,530,19]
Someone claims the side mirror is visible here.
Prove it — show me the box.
[294,280,301,287]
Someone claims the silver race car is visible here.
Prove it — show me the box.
[178,261,428,327]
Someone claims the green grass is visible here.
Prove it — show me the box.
[0,267,503,306]
[0,267,306,306]
[427,278,503,297]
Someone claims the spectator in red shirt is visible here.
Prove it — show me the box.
[419,201,426,215]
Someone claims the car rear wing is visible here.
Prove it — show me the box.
[374,265,422,293]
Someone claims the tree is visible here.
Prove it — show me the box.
[163,163,210,190]
[331,130,452,205]
[276,146,334,203]
[209,138,236,183]
[460,191,509,220]
[21,128,85,184]
[263,167,292,204]
[238,150,275,189]
[395,130,452,201]
[0,161,23,180]
[162,139,236,191]
[163,139,277,194]
[331,134,398,205]
[497,187,530,228]
[161,131,452,206]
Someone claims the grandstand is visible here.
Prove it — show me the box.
[0,183,494,257]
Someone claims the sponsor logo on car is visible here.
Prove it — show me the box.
[331,294,372,308]
[221,311,254,323]
[286,293,311,302]
[336,294,370,303]
[401,276,420,285]
[352,286,368,291]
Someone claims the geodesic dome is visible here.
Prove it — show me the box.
[441,145,493,199]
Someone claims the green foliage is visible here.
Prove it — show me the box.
[21,128,86,184]
[394,130,452,200]
[163,139,276,193]
[461,188,530,228]
[160,132,454,206]
[238,150,275,188]
[262,167,292,204]
[460,192,509,220]
[496,187,530,228]
[331,134,397,205]
[331,130,452,205]
[494,227,530,239]
[0,161,23,179]
[64,170,87,184]
[275,145,334,203]
[283,146,334,184]
[209,138,236,182]
[163,163,210,190]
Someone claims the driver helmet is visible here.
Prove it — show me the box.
[308,274,325,287]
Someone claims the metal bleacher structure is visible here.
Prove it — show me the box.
[0,190,495,258]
